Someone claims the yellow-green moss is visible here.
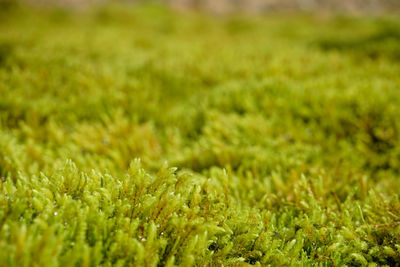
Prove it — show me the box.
[0,4,400,266]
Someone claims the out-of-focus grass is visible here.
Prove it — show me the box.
[1,4,400,266]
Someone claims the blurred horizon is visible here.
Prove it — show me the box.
[3,0,400,14]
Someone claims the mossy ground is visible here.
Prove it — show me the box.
[1,4,400,266]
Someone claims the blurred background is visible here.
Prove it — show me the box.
[3,0,400,13]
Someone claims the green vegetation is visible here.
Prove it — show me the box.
[1,4,400,266]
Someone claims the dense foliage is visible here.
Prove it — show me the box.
[1,4,400,266]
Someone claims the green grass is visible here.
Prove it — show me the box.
[1,3,400,266]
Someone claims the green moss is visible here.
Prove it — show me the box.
[0,4,400,266]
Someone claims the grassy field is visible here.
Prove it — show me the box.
[1,4,400,266]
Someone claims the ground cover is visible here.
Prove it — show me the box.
[0,4,400,266]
